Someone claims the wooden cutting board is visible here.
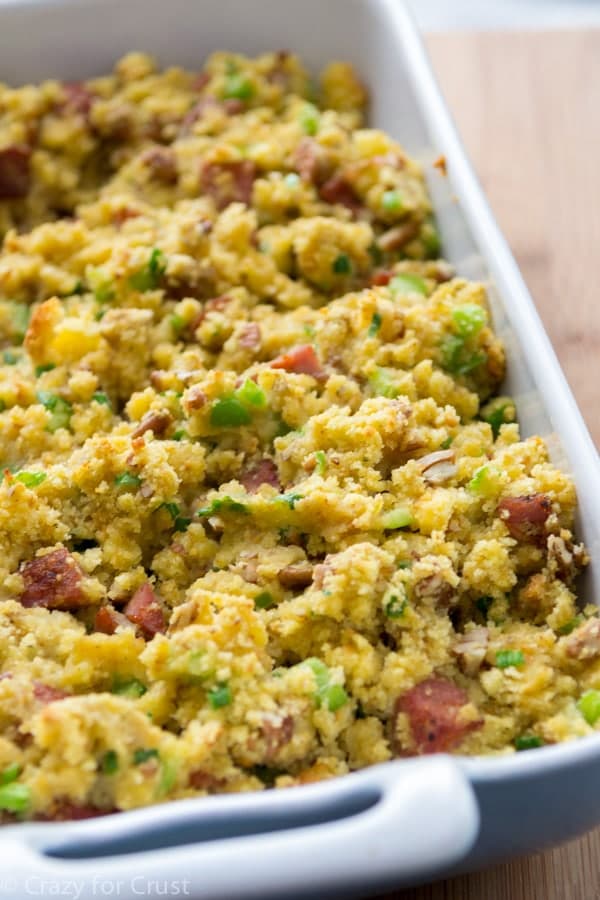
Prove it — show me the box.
[376,30,600,900]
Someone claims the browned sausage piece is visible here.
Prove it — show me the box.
[20,549,86,610]
[124,583,167,639]
[277,562,313,590]
[497,494,552,544]
[0,145,31,200]
[395,676,482,755]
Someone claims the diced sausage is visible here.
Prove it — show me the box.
[191,72,211,92]
[452,627,489,676]
[131,410,172,439]
[497,494,552,544]
[239,458,280,493]
[0,145,31,200]
[293,138,334,185]
[413,574,456,608]
[37,802,115,822]
[261,712,294,761]
[60,82,95,117]
[277,562,313,590]
[20,549,86,610]
[184,386,207,411]
[33,682,71,704]
[565,618,600,661]
[94,605,134,635]
[188,770,226,792]
[270,344,326,380]
[140,147,178,183]
[238,322,261,350]
[319,173,360,211]
[395,676,482,755]
[124,583,167,639]
[370,270,393,286]
[199,160,256,210]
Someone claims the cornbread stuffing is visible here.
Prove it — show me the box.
[0,50,595,823]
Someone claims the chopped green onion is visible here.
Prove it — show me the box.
[172,429,189,442]
[303,658,348,712]
[129,248,166,292]
[397,559,412,570]
[273,491,302,510]
[452,303,487,339]
[87,267,115,304]
[495,649,525,669]
[380,507,413,530]
[208,683,232,709]
[578,689,600,726]
[101,750,119,775]
[515,734,543,752]
[92,391,111,406]
[223,73,254,101]
[0,782,30,813]
[170,314,185,335]
[37,391,73,432]
[186,650,214,680]
[114,471,142,489]
[389,273,427,297]
[557,615,584,636]
[112,677,147,698]
[35,363,55,377]
[422,220,441,258]
[210,396,252,427]
[10,302,30,344]
[15,471,46,488]
[440,436,453,449]
[314,450,327,475]
[467,465,498,497]
[368,367,398,399]
[480,396,516,438]
[384,593,407,618]
[3,351,19,365]
[254,591,276,610]
[368,312,382,337]
[64,279,85,296]
[476,596,494,618]
[133,748,159,765]
[0,763,21,785]
[381,190,403,213]
[235,379,266,408]
[197,496,248,517]
[440,334,487,376]
[159,757,178,794]
[332,253,352,275]
[299,103,320,135]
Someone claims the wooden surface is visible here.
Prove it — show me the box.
[375,30,600,900]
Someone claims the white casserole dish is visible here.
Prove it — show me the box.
[0,0,599,896]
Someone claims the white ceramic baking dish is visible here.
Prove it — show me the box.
[0,0,599,896]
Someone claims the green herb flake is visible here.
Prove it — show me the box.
[133,748,160,765]
[210,395,252,428]
[35,363,56,377]
[235,378,266,408]
[0,782,30,813]
[389,273,428,297]
[92,391,111,407]
[368,312,382,337]
[273,491,303,510]
[557,615,584,636]
[303,658,348,712]
[0,763,21,785]
[112,677,147,698]
[380,507,413,530]
[87,267,115,304]
[101,750,119,775]
[332,253,352,275]
[114,471,142,489]
[368,367,398,399]
[37,391,73,432]
[515,735,543,752]
[440,334,487,376]
[384,593,407,619]
[172,429,189,442]
[159,758,178,794]
[223,73,254,101]
[314,450,327,475]
[254,591,276,610]
[578,689,600,726]
[129,248,166,292]
[15,471,47,488]
[208,683,232,709]
[381,190,403,213]
[440,436,453,449]
[495,649,525,669]
[197,496,248,517]
[299,103,320,136]
[480,396,516,438]
[476,596,494,618]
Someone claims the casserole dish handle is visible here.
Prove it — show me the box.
[0,757,478,898]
